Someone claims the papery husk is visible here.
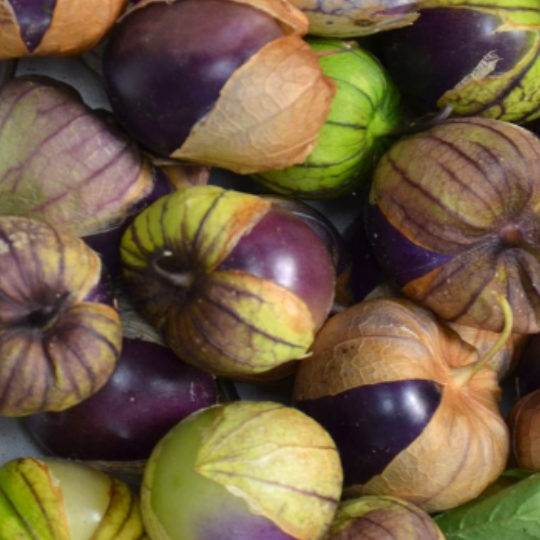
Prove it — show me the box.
[369,117,540,334]
[121,186,319,380]
[439,33,540,123]
[448,322,528,381]
[288,0,420,37]
[0,217,123,416]
[172,36,337,174]
[126,0,308,35]
[0,0,129,60]
[0,76,155,238]
[508,390,540,470]
[0,457,149,540]
[142,402,342,540]
[295,297,509,513]
[329,496,445,540]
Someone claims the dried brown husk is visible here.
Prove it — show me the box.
[0,0,129,60]
[172,36,336,174]
[508,389,540,470]
[295,297,509,513]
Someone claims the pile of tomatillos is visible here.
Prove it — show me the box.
[2,1,540,539]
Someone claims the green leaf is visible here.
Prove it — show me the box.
[435,472,540,539]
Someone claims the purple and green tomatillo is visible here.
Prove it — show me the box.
[294,297,510,513]
[120,185,336,380]
[0,457,148,540]
[253,39,402,198]
[102,0,336,174]
[0,216,122,416]
[0,0,130,59]
[366,117,540,334]
[377,1,540,123]
[287,0,422,37]
[328,496,445,540]
[141,401,343,540]
[0,75,157,239]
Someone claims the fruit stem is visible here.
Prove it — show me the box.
[453,293,513,385]
[150,250,195,288]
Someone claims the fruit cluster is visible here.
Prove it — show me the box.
[2,1,540,539]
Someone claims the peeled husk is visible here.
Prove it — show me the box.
[294,297,509,513]
[173,35,336,173]
[0,0,130,60]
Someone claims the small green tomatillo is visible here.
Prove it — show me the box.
[0,457,148,540]
[253,39,402,198]
[141,401,343,540]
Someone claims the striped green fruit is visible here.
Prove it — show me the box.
[253,38,402,199]
[0,458,148,540]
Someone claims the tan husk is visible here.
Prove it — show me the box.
[0,0,129,60]
[294,297,509,513]
[126,0,308,35]
[171,36,337,174]
[288,0,420,37]
[508,390,540,470]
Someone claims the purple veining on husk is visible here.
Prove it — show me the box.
[21,338,217,461]
[296,379,442,486]
[9,0,57,52]
[377,7,534,110]
[84,166,174,276]
[365,204,453,287]
[196,505,295,540]
[103,0,283,155]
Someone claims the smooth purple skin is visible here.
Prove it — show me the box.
[9,0,57,52]
[217,207,336,330]
[296,379,442,486]
[102,0,283,155]
[343,211,386,301]
[377,8,535,111]
[517,334,540,398]
[263,195,350,278]
[365,203,453,287]
[84,167,174,276]
[21,338,217,461]
[196,505,295,540]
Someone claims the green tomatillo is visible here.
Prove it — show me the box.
[0,457,148,540]
[141,401,343,540]
[252,39,402,198]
